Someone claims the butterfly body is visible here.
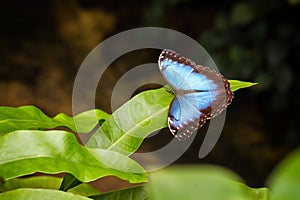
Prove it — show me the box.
[158,49,233,140]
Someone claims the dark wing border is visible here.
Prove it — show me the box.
[159,49,234,140]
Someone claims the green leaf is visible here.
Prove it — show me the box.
[72,109,110,133]
[0,106,110,136]
[89,185,149,200]
[0,130,147,183]
[69,183,101,197]
[0,176,100,196]
[149,165,248,200]
[267,148,300,200]
[149,165,270,200]
[1,176,62,191]
[87,148,146,174]
[0,188,92,200]
[228,80,258,92]
[86,87,174,155]
[238,183,270,200]
[86,80,255,155]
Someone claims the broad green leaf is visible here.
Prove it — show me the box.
[238,183,270,200]
[0,176,100,196]
[86,80,255,155]
[86,87,174,155]
[90,185,149,200]
[1,176,62,191]
[228,80,258,92]
[0,130,147,183]
[149,165,247,200]
[0,188,92,200]
[0,106,110,136]
[72,109,110,133]
[69,183,101,197]
[87,148,146,174]
[267,148,300,200]
[60,147,149,192]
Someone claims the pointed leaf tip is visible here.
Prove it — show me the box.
[228,80,258,92]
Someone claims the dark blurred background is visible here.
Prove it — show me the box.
[1,0,299,190]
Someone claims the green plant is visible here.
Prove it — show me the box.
[2,80,297,200]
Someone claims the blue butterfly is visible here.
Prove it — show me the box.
[158,49,233,140]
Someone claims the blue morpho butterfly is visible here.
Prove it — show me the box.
[158,49,234,141]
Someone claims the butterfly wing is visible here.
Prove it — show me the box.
[158,49,233,140]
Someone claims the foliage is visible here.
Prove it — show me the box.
[0,106,110,136]
[0,130,146,183]
[6,81,300,200]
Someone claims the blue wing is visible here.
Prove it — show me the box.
[158,49,233,140]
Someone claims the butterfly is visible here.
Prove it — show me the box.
[158,49,234,141]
